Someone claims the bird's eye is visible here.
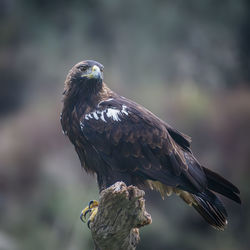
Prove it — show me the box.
[78,65,88,71]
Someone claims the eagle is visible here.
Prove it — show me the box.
[61,60,241,230]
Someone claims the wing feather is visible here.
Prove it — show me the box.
[80,97,207,193]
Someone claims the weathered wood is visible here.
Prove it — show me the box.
[88,182,152,250]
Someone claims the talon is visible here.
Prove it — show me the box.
[80,200,99,226]
[80,207,91,222]
[87,219,91,229]
[87,206,98,229]
[88,200,99,209]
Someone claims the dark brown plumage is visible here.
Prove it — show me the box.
[61,60,241,230]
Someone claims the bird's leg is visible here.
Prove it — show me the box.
[80,200,99,228]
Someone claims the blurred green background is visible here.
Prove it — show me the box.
[0,0,249,249]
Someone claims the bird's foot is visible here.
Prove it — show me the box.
[80,200,99,228]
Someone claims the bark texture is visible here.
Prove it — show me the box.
[88,182,152,250]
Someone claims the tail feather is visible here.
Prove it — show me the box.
[192,190,228,230]
[176,162,240,230]
[178,189,228,230]
[203,167,241,204]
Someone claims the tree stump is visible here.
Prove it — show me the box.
[88,182,152,250]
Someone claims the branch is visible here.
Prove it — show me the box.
[88,182,152,250]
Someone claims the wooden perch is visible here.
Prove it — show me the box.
[88,181,152,250]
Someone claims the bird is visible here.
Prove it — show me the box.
[60,60,241,230]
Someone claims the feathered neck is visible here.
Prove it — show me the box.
[62,82,113,117]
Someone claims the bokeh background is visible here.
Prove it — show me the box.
[0,0,249,249]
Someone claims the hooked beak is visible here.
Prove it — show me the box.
[82,65,102,80]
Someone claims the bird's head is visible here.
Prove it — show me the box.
[63,60,104,100]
